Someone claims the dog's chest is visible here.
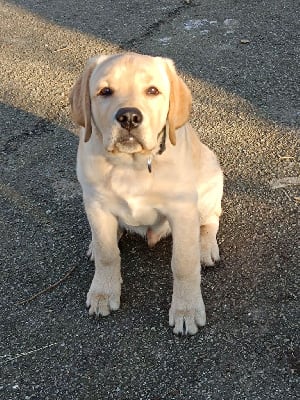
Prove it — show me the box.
[117,196,159,227]
[106,168,160,227]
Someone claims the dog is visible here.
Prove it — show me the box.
[69,53,223,335]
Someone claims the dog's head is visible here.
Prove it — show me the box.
[69,53,192,154]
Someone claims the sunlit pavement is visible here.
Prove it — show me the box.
[1,1,299,399]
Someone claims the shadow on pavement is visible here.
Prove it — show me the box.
[1,1,299,399]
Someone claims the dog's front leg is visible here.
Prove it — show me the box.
[168,209,206,335]
[85,201,121,317]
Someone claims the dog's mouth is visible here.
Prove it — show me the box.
[113,135,144,154]
[107,125,166,156]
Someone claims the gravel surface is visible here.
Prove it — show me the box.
[1,1,299,399]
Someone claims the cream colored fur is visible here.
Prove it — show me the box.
[69,53,223,335]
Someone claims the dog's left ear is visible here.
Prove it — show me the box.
[164,59,192,145]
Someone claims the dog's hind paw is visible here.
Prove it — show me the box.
[86,241,94,261]
[200,240,220,266]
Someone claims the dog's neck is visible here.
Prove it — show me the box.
[147,123,168,173]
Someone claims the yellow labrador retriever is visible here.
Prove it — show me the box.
[69,53,223,335]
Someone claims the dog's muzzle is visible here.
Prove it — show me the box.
[114,107,144,153]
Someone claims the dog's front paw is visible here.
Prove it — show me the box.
[169,300,206,335]
[86,291,120,317]
[86,280,121,317]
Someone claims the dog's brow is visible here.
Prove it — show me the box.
[115,66,157,85]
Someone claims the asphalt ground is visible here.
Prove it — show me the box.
[0,1,299,399]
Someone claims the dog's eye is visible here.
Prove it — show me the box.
[146,86,160,96]
[98,87,113,96]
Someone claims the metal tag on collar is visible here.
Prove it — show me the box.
[147,156,152,173]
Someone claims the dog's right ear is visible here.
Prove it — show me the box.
[69,56,107,142]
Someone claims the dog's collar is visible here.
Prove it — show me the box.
[147,123,168,173]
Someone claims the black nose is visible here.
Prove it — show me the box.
[115,107,143,131]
